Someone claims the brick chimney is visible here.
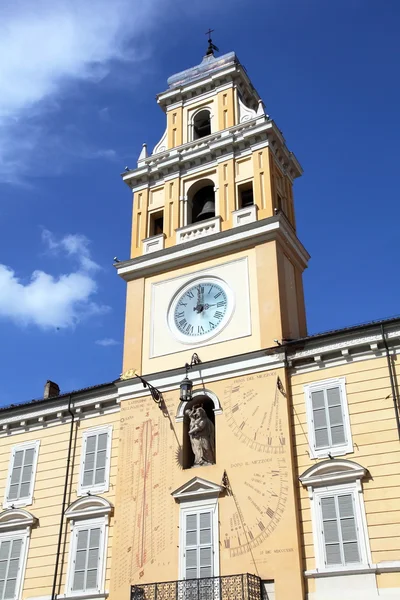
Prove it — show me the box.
[44,380,60,399]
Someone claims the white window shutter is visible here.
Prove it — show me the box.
[327,387,346,446]
[0,537,23,600]
[321,494,360,567]
[82,430,110,490]
[184,511,213,580]
[338,494,360,564]
[311,386,346,450]
[72,526,102,592]
[7,446,36,502]
[311,390,329,449]
[321,496,341,565]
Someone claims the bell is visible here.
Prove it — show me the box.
[194,199,215,222]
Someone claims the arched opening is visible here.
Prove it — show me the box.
[183,396,216,470]
[193,109,211,140]
[187,179,216,224]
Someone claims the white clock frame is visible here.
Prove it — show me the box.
[167,276,235,345]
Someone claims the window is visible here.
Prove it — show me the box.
[304,378,353,458]
[149,210,164,237]
[0,536,26,600]
[172,477,222,581]
[0,509,36,600]
[238,182,254,209]
[320,493,360,567]
[65,496,112,597]
[300,459,372,574]
[4,441,40,508]
[193,110,211,140]
[184,511,213,579]
[69,520,104,594]
[78,426,112,496]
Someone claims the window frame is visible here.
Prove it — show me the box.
[66,516,108,597]
[0,529,30,600]
[309,481,372,573]
[304,377,353,459]
[3,441,40,509]
[78,426,112,497]
[178,498,219,581]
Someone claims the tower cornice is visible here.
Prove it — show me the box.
[115,213,310,282]
[122,117,302,190]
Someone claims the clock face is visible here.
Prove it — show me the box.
[168,277,234,343]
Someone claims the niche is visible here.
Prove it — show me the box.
[183,396,216,470]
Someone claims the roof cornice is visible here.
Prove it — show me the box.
[0,383,118,437]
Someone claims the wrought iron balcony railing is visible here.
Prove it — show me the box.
[131,573,262,600]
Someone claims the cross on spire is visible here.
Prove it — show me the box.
[205,28,219,56]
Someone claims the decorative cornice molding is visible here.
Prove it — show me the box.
[123,119,302,189]
[289,327,400,375]
[0,386,118,437]
[116,215,310,281]
[0,508,37,532]
[299,459,367,488]
[116,351,284,403]
[171,477,223,501]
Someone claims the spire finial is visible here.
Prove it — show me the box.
[205,28,219,56]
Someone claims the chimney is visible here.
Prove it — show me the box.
[44,380,60,399]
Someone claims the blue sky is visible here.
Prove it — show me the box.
[1,0,399,405]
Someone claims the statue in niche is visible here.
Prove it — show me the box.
[187,404,215,466]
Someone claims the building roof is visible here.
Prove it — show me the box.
[284,313,400,347]
[167,51,238,89]
[0,380,115,414]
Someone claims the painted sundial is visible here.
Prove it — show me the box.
[222,372,289,557]
[223,373,286,454]
[223,458,288,557]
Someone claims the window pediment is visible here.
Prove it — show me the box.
[300,459,367,488]
[65,495,113,520]
[0,508,37,531]
[172,477,223,502]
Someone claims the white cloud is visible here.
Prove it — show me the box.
[0,230,109,329]
[42,229,100,273]
[95,338,120,347]
[0,0,162,183]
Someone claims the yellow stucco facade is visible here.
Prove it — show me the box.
[1,46,400,600]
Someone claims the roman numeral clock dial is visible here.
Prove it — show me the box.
[168,277,234,343]
[223,376,289,557]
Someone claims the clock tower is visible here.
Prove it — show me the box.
[117,46,309,377]
[113,43,310,600]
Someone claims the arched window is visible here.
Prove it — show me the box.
[187,179,216,224]
[193,109,211,140]
[0,509,37,600]
[65,496,113,596]
[299,460,372,573]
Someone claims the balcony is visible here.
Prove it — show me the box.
[176,216,221,244]
[131,573,262,600]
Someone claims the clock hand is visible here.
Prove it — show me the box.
[193,285,204,313]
